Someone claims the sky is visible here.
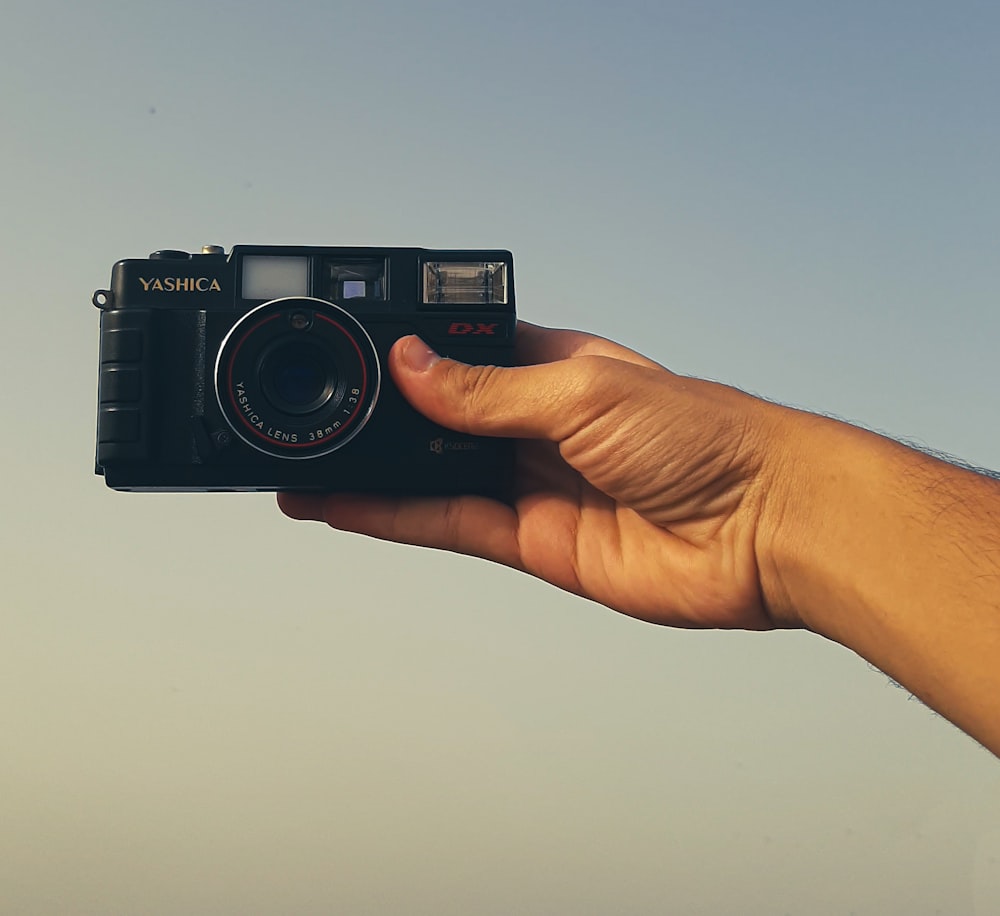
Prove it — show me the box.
[1,0,999,912]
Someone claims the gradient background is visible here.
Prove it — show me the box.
[2,1,999,913]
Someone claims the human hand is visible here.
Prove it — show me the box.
[278,322,795,630]
[279,320,1000,751]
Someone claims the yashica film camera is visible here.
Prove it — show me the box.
[94,245,515,494]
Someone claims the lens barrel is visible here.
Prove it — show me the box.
[215,298,380,459]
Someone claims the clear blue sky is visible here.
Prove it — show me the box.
[1,1,999,912]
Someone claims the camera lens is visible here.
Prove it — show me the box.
[260,340,336,415]
[215,297,381,460]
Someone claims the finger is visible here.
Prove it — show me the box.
[389,335,660,442]
[277,491,523,568]
[515,321,666,371]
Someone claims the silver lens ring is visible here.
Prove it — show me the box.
[214,297,381,460]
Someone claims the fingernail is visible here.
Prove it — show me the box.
[401,336,441,373]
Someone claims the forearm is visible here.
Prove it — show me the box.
[758,409,1000,755]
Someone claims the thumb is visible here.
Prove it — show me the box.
[390,335,625,441]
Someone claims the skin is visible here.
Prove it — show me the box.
[279,323,1000,756]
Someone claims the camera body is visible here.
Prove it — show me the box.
[94,244,515,494]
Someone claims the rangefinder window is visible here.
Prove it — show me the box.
[242,256,309,300]
[423,262,507,305]
[323,259,386,301]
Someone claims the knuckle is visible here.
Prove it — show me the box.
[440,498,466,547]
[557,356,637,425]
[446,361,507,429]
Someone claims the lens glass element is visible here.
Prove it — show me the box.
[260,340,336,415]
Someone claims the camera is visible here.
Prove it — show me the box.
[94,244,515,494]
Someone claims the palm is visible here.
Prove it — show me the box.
[504,438,768,628]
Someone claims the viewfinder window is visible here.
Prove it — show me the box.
[323,260,386,301]
[242,256,309,300]
[423,262,507,305]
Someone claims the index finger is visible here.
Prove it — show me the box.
[515,321,666,372]
[277,491,524,569]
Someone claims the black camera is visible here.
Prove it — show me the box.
[94,245,515,494]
